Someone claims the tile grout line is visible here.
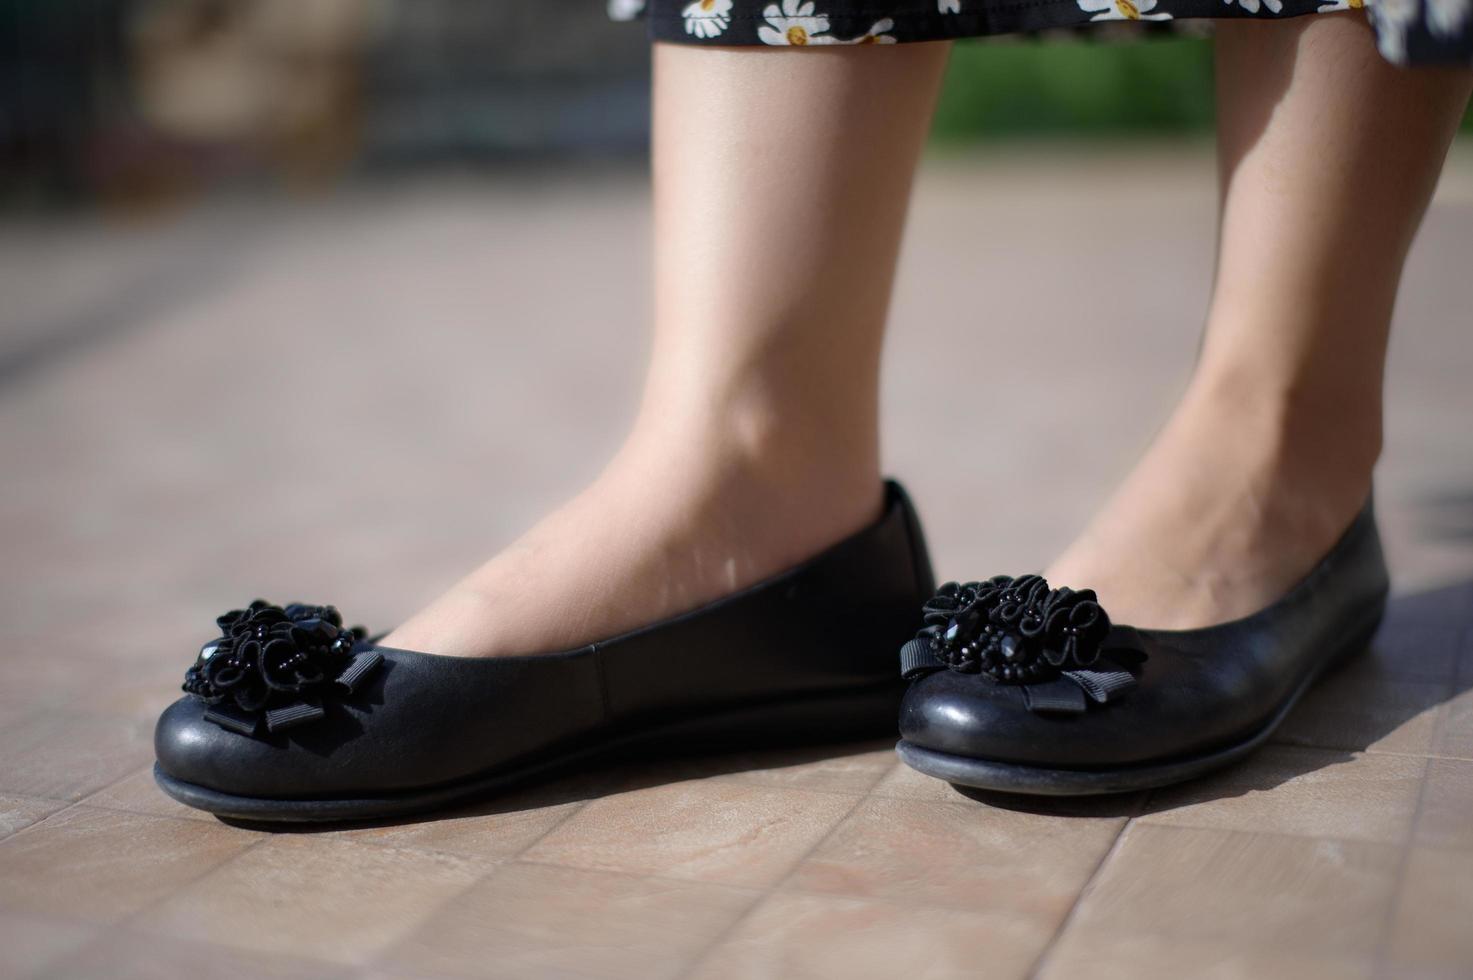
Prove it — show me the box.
[362,774,871,974]
[509,851,770,896]
[11,825,277,965]
[356,795,594,867]
[1023,791,1150,980]
[1127,813,1418,852]
[331,846,502,973]
[476,786,1458,933]
[49,765,857,967]
[0,754,198,842]
[671,789,875,980]
[115,835,275,933]
[0,760,167,846]
[16,761,1448,942]
[358,794,600,972]
[62,800,224,825]
[720,764,899,798]
[0,798,100,848]
[0,794,71,845]
[293,762,892,870]
[113,830,493,970]
[1369,724,1442,976]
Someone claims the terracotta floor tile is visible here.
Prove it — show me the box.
[786,796,1124,920]
[0,795,65,839]
[0,807,257,924]
[384,861,755,980]
[79,767,217,822]
[712,740,899,796]
[523,780,856,889]
[328,786,588,866]
[1037,927,1374,980]
[49,931,351,980]
[1413,757,1473,851]
[1140,747,1425,844]
[869,760,975,804]
[0,712,154,801]
[687,890,1053,980]
[1073,823,1401,955]
[1272,673,1448,756]
[135,836,484,965]
[0,912,99,979]
[1386,847,1473,972]
[1432,684,1473,760]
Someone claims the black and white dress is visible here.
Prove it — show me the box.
[609,0,1471,67]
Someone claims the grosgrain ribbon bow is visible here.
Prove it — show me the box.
[899,631,1142,715]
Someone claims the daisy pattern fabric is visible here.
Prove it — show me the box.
[608,0,1472,65]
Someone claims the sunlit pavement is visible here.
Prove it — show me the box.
[1,143,1471,978]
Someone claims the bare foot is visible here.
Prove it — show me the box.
[380,435,881,658]
[1045,378,1377,630]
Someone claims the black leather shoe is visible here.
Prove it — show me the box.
[154,480,934,822]
[896,500,1387,795]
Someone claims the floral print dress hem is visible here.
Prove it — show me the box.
[608,0,1473,67]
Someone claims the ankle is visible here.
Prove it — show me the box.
[1178,369,1379,520]
[621,397,882,525]
[1189,356,1381,455]
[1192,305,1387,477]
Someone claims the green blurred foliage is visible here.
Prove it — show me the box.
[932,35,1473,140]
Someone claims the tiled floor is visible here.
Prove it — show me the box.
[3,144,1472,979]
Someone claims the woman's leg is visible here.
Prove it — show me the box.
[1047,13,1471,628]
[384,42,951,657]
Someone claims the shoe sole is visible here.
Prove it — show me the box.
[154,683,902,823]
[895,614,1382,797]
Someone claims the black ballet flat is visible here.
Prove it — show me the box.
[895,501,1388,796]
[153,481,934,823]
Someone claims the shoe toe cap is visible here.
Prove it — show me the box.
[898,670,1146,768]
[154,696,260,792]
[154,696,331,798]
[899,671,1031,758]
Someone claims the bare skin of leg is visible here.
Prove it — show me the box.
[1046,13,1472,629]
[383,42,951,657]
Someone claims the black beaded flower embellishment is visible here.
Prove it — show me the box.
[182,600,382,735]
[916,575,1113,684]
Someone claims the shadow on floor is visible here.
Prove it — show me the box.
[228,735,900,834]
[230,578,1473,832]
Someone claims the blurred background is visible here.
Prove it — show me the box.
[4,0,1466,210]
